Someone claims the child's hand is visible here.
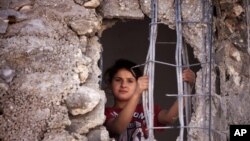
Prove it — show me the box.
[182,68,195,84]
[135,76,149,94]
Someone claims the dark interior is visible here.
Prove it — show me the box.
[100,17,200,141]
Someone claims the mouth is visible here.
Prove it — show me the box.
[119,90,128,94]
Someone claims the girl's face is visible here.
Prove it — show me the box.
[111,68,137,102]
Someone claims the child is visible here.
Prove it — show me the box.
[104,59,195,141]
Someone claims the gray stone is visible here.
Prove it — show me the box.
[0,19,8,34]
[66,90,105,134]
[74,0,89,5]
[43,131,80,141]
[0,9,27,22]
[99,0,144,19]
[87,126,110,141]
[69,19,101,36]
[140,0,175,28]
[0,66,15,83]
[0,0,10,9]
[66,86,100,116]
[9,0,34,10]
[84,0,100,9]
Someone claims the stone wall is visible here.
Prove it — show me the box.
[0,0,249,141]
[0,0,107,140]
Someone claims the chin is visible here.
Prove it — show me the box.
[116,96,130,101]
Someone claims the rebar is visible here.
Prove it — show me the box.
[142,0,158,140]
[132,60,209,68]
[140,0,214,141]
[246,0,250,55]
[182,43,192,130]
[203,0,213,141]
[175,0,185,140]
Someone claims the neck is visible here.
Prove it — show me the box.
[113,100,128,109]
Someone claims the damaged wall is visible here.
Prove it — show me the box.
[0,0,249,141]
[0,0,107,140]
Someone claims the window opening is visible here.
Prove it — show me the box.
[101,18,184,140]
[100,0,215,140]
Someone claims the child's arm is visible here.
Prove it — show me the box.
[105,76,148,134]
[158,68,195,124]
[158,100,179,124]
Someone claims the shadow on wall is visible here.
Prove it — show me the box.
[100,17,200,141]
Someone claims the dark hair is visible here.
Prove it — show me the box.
[105,59,143,83]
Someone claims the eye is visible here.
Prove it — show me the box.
[113,77,122,82]
[128,78,135,83]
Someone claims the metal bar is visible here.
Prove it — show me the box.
[99,47,104,89]
[153,21,212,25]
[142,0,158,140]
[132,60,208,68]
[245,0,250,54]
[201,0,213,141]
[156,41,176,44]
[149,126,228,137]
[140,0,214,141]
[175,0,184,141]
[177,21,212,24]
[166,94,219,97]
[207,2,213,141]
[182,41,192,133]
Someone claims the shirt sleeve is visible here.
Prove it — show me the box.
[104,107,118,126]
[104,107,121,139]
[104,108,112,124]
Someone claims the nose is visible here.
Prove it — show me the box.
[121,80,127,87]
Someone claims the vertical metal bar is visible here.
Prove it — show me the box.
[175,0,184,141]
[142,51,150,138]
[147,0,158,140]
[182,42,192,132]
[207,2,213,141]
[246,0,250,55]
[204,0,213,141]
[200,1,209,141]
[99,47,104,89]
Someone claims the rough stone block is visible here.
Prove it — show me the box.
[0,19,8,34]
[66,86,100,115]
[99,0,144,19]
[87,126,110,141]
[69,19,101,36]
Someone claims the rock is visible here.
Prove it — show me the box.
[0,9,27,23]
[233,4,243,17]
[73,62,90,84]
[0,82,9,92]
[0,0,11,9]
[0,19,8,34]
[0,67,16,83]
[74,0,89,5]
[79,71,89,84]
[43,131,81,141]
[68,19,101,36]
[84,0,100,9]
[66,90,105,134]
[66,86,100,115]
[87,126,110,141]
[99,0,144,19]
[79,36,88,52]
[19,5,33,12]
[9,0,34,11]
